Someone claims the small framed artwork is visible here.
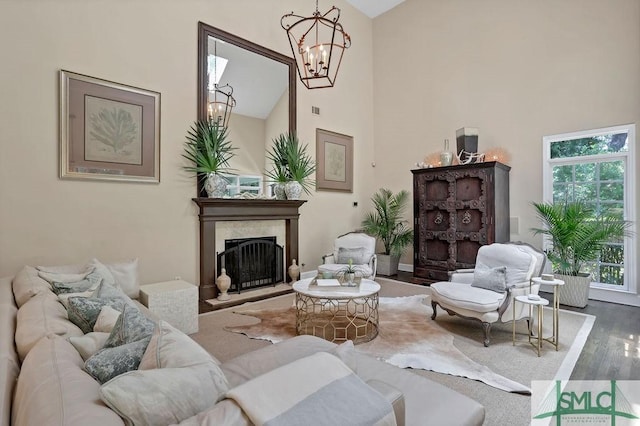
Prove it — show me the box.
[59,70,161,183]
[316,128,353,192]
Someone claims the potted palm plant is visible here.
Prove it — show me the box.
[265,132,315,200]
[361,188,413,276]
[182,119,236,198]
[531,201,631,307]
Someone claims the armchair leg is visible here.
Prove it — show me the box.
[431,301,437,320]
[482,322,491,347]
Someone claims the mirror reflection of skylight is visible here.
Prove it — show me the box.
[207,54,228,90]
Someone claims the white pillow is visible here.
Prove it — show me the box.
[68,332,110,361]
[93,305,122,333]
[36,263,92,274]
[103,258,139,299]
[139,320,218,370]
[38,270,93,284]
[99,363,228,425]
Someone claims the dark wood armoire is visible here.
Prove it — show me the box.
[412,161,510,284]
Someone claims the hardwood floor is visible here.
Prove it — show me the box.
[395,271,640,380]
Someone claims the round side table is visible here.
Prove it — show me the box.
[531,277,565,351]
[513,295,549,357]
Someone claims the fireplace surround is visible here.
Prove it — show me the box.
[193,198,306,300]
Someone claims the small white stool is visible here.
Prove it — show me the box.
[140,280,198,334]
[513,295,549,356]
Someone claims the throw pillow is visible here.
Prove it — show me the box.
[36,263,92,274]
[69,332,110,361]
[88,259,117,287]
[94,305,122,333]
[38,270,94,285]
[471,266,508,293]
[91,281,131,303]
[104,258,140,299]
[329,340,358,374]
[57,291,94,309]
[103,304,155,348]
[84,336,151,384]
[337,247,368,265]
[67,297,126,334]
[99,362,229,425]
[50,279,96,295]
[139,320,219,370]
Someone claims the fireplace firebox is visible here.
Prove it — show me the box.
[217,237,284,293]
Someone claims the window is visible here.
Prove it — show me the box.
[222,175,263,197]
[543,124,636,292]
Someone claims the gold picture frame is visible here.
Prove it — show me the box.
[59,70,160,183]
[316,128,353,192]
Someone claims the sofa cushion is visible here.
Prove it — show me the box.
[67,296,126,334]
[471,266,507,293]
[85,336,152,384]
[12,266,52,308]
[100,362,228,425]
[69,332,110,361]
[15,292,84,361]
[177,399,251,426]
[12,334,124,426]
[140,320,219,370]
[430,282,505,313]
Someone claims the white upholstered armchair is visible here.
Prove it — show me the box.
[318,232,377,280]
[430,242,547,347]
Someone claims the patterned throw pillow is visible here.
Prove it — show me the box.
[337,247,368,265]
[104,304,155,349]
[85,336,152,384]
[67,297,126,334]
[471,266,508,293]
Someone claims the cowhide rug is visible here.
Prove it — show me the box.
[225,294,530,394]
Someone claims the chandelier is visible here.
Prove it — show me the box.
[281,1,351,89]
[207,83,235,128]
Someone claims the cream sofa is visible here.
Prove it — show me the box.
[1,266,485,426]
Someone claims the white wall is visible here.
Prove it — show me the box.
[372,0,640,267]
[0,0,375,284]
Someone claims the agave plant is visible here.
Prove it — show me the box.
[361,188,413,257]
[265,132,315,194]
[182,119,236,178]
[531,201,631,276]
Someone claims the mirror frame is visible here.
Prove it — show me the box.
[197,22,297,193]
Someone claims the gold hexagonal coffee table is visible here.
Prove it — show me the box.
[292,278,380,344]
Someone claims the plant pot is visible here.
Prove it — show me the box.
[273,183,287,200]
[377,254,400,276]
[555,273,590,308]
[204,173,227,198]
[284,181,302,200]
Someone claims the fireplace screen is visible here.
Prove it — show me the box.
[217,237,284,293]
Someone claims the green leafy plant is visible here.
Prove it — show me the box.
[361,188,413,257]
[182,119,236,178]
[265,133,293,183]
[531,201,632,276]
[343,258,356,274]
[265,132,315,194]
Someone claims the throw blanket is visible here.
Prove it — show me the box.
[226,352,397,426]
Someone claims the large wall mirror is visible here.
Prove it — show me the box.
[197,22,296,197]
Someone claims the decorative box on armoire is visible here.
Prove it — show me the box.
[412,161,510,284]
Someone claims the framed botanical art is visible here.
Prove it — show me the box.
[316,128,353,192]
[59,70,161,183]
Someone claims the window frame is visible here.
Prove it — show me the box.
[542,124,636,294]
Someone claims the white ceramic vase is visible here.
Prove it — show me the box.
[216,268,231,301]
[273,183,287,200]
[440,139,453,167]
[204,173,227,198]
[284,181,302,200]
[288,259,300,283]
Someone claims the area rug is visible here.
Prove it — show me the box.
[225,294,531,394]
